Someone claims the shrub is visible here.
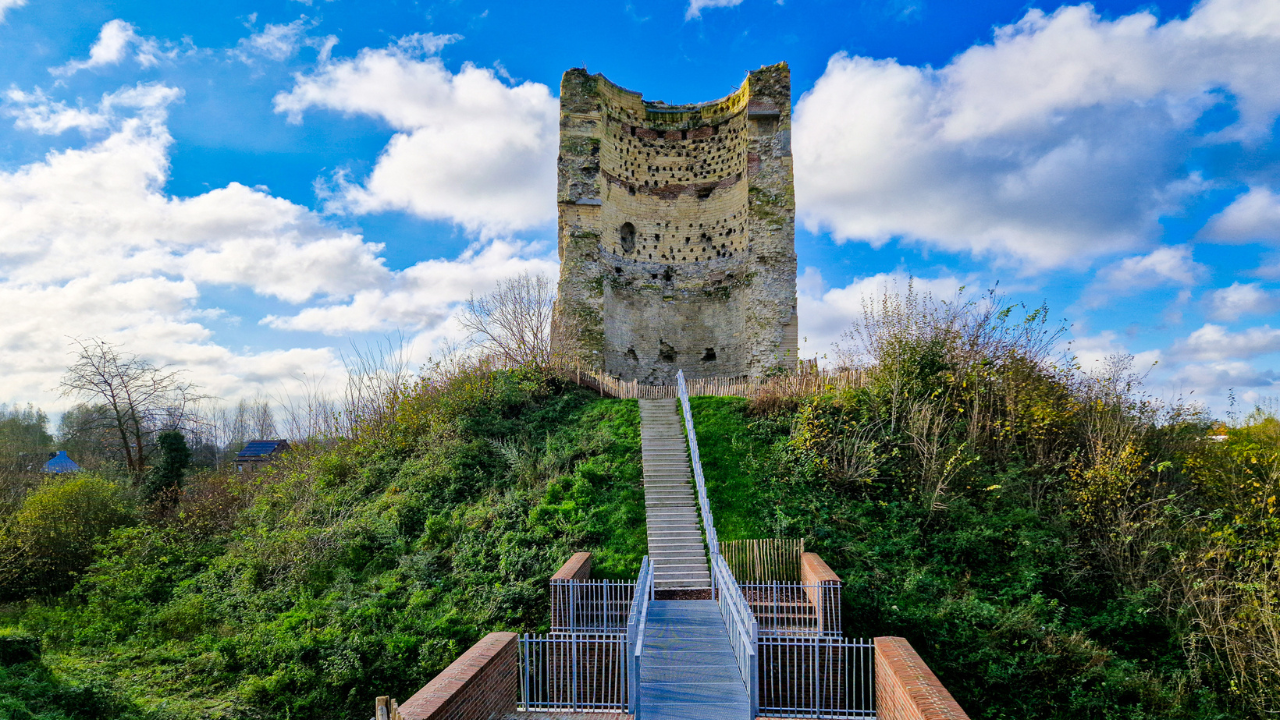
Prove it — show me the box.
[0,473,133,599]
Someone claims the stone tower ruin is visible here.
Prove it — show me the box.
[553,63,798,383]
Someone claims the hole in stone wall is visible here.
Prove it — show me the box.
[662,266,674,282]
[620,222,636,254]
[697,186,714,200]
[626,347,639,362]
[702,348,717,362]
[659,340,678,363]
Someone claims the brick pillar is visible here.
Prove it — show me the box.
[550,552,592,630]
[874,637,969,720]
[800,552,840,633]
[396,632,519,720]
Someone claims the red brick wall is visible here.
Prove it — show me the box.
[874,636,970,720]
[551,552,592,581]
[397,632,518,720]
[800,552,840,633]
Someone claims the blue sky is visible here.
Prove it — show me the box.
[1,0,1278,417]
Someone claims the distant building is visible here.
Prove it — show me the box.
[42,450,81,474]
[235,439,291,473]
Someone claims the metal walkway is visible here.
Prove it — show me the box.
[637,600,753,720]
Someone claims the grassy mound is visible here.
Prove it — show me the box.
[1,371,645,719]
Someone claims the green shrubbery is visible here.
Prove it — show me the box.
[684,285,1270,718]
[0,286,1274,719]
[0,473,134,600]
[2,368,645,718]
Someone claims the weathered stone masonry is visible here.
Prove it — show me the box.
[554,63,798,383]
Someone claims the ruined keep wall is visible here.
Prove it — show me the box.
[555,63,797,383]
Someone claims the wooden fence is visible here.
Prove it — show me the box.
[550,365,866,400]
[719,539,805,583]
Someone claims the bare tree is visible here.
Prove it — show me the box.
[460,273,558,368]
[59,338,206,478]
[340,333,414,439]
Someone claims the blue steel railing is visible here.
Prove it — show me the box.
[626,555,653,714]
[677,370,759,717]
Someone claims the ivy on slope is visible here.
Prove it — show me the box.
[5,372,645,719]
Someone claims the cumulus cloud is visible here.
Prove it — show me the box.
[1083,245,1207,306]
[51,19,169,76]
[1170,360,1278,392]
[794,0,1280,269]
[1171,324,1280,361]
[0,0,27,24]
[685,0,744,20]
[1070,330,1162,374]
[0,80,562,409]
[1200,186,1280,244]
[234,17,337,64]
[796,270,965,360]
[263,239,557,334]
[274,34,557,235]
[1205,282,1280,321]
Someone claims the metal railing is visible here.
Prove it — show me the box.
[551,578,635,634]
[713,552,760,715]
[626,556,654,713]
[679,369,760,717]
[518,633,629,712]
[741,582,842,637]
[519,558,651,714]
[757,636,876,718]
[676,370,720,556]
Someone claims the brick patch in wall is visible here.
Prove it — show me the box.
[397,632,519,720]
[874,636,969,720]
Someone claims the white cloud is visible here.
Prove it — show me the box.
[0,0,27,24]
[274,34,557,236]
[1070,330,1162,374]
[1084,245,1207,306]
[793,0,1280,270]
[1170,360,1278,391]
[234,17,337,64]
[1200,186,1280,244]
[1172,324,1280,361]
[685,0,744,20]
[262,239,557,334]
[796,270,964,361]
[0,80,560,411]
[1205,282,1280,321]
[51,19,168,77]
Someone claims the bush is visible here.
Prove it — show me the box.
[0,473,133,600]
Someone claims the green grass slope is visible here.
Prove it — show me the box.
[1,372,645,719]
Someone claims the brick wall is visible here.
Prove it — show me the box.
[874,637,970,720]
[551,552,592,581]
[799,552,839,633]
[395,632,518,720]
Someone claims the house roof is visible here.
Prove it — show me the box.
[43,450,81,474]
[236,439,290,459]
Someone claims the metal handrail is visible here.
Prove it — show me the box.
[676,370,719,554]
[625,556,653,714]
[677,370,759,717]
[713,553,759,715]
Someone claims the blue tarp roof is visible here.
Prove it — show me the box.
[43,451,80,474]
[237,440,288,458]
